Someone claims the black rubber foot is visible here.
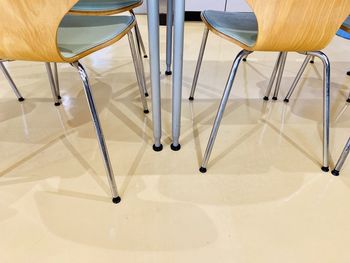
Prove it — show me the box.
[153,144,163,152]
[58,95,62,100]
[284,98,289,103]
[144,55,148,58]
[189,97,194,101]
[144,109,149,114]
[145,93,149,97]
[321,166,330,173]
[170,143,181,151]
[165,70,172,76]
[347,98,350,103]
[54,102,61,106]
[263,96,269,101]
[331,169,340,176]
[199,167,207,173]
[310,60,315,64]
[18,97,25,102]
[272,97,278,101]
[243,58,247,62]
[112,196,121,204]
[347,71,350,76]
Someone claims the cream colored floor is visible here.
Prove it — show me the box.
[1,16,350,263]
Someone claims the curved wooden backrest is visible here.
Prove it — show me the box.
[245,0,350,51]
[0,0,79,62]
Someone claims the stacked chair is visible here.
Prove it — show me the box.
[189,1,350,173]
[0,0,151,203]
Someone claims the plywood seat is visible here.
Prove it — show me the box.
[201,11,258,48]
[71,0,142,15]
[58,15,134,58]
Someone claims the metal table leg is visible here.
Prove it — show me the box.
[171,0,185,151]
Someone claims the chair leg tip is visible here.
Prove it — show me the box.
[153,144,163,152]
[165,71,172,76]
[145,93,149,97]
[144,109,150,114]
[112,196,121,204]
[199,167,207,173]
[331,170,340,176]
[284,98,289,103]
[18,97,25,102]
[347,71,350,76]
[263,96,269,101]
[54,102,61,106]
[170,143,181,151]
[189,97,194,101]
[144,55,148,58]
[272,97,278,101]
[242,58,247,62]
[346,98,350,103]
[57,95,62,100]
[310,60,315,64]
[321,166,329,173]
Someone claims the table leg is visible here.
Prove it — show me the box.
[171,0,185,151]
[147,0,163,151]
[165,0,173,75]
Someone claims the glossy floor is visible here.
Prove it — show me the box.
[1,16,350,262]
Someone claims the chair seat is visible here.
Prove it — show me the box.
[341,16,350,32]
[71,0,141,13]
[201,10,258,48]
[58,15,134,59]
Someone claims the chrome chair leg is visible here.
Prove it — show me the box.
[130,10,148,59]
[263,52,283,101]
[0,61,24,101]
[189,28,209,101]
[310,56,315,64]
[128,31,149,114]
[272,52,288,100]
[53,62,61,99]
[165,0,173,75]
[133,27,149,97]
[71,61,121,204]
[305,51,330,172]
[45,62,61,106]
[284,55,312,103]
[332,137,350,176]
[200,50,252,173]
[242,53,249,62]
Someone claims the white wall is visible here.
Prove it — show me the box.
[135,0,252,13]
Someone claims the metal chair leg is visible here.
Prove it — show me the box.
[130,10,148,59]
[0,61,24,101]
[284,55,312,103]
[242,53,249,62]
[272,52,288,100]
[189,27,209,101]
[45,62,61,106]
[305,51,330,172]
[263,52,283,101]
[71,61,121,204]
[128,31,149,114]
[200,50,252,173]
[53,62,61,99]
[347,93,350,103]
[165,0,173,75]
[332,137,350,176]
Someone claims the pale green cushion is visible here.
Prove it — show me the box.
[201,10,258,47]
[58,15,134,58]
[342,16,350,30]
[71,0,141,12]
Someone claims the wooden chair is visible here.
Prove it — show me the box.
[0,0,151,204]
[283,16,350,103]
[189,1,350,173]
[49,0,149,105]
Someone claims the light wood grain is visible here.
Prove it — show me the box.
[0,0,80,62]
[69,0,143,16]
[205,0,350,52]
